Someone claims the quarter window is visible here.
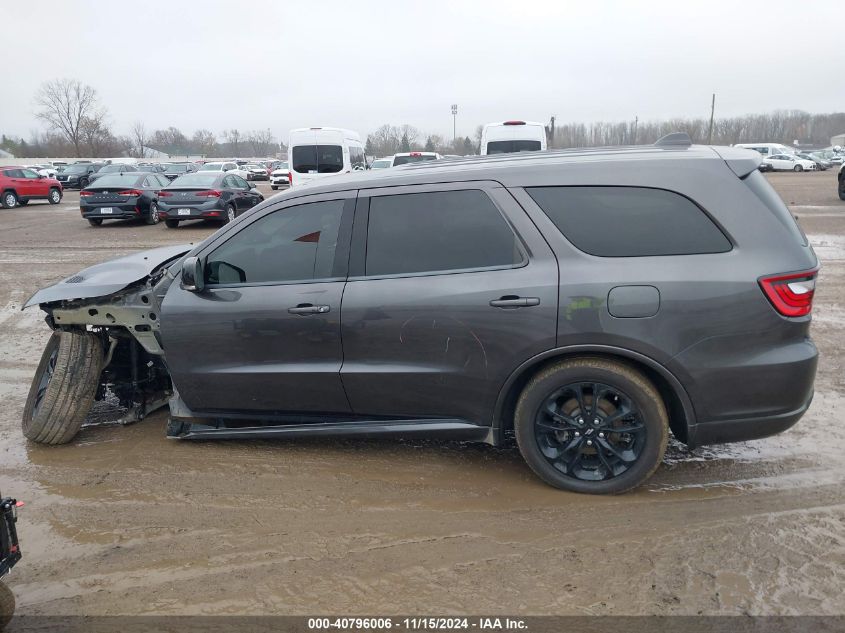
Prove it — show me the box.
[205,200,346,285]
[365,190,523,276]
[526,186,731,257]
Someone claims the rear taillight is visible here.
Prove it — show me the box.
[288,171,292,185]
[410,152,421,156]
[158,191,173,197]
[196,190,222,197]
[79,190,93,197]
[759,269,818,317]
[504,120,526,125]
[118,189,142,197]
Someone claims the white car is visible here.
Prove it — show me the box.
[197,161,251,180]
[244,164,269,181]
[270,162,290,190]
[763,154,816,172]
[26,164,57,178]
[391,151,442,166]
[370,157,393,169]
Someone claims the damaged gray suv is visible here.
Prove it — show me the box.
[21,134,819,494]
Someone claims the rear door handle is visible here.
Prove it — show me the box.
[288,303,330,315]
[489,296,541,308]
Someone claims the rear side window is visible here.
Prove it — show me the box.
[743,170,807,246]
[366,190,523,276]
[486,140,542,154]
[392,154,437,166]
[526,186,731,257]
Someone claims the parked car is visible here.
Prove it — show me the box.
[391,151,442,166]
[758,161,774,172]
[270,162,290,190]
[0,491,22,631]
[733,143,797,159]
[137,163,167,174]
[18,135,819,494]
[370,158,393,169]
[797,152,828,171]
[481,120,547,155]
[55,163,103,189]
[80,172,171,227]
[157,171,263,227]
[25,164,57,178]
[163,163,197,180]
[0,167,63,208]
[838,162,845,200]
[762,154,816,172]
[197,161,250,180]
[245,164,270,181]
[88,163,139,184]
[289,127,365,188]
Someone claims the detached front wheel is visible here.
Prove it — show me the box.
[515,357,668,494]
[0,580,14,631]
[22,330,103,445]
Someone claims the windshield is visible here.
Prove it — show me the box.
[169,173,219,187]
[392,154,437,166]
[292,145,343,174]
[65,164,91,174]
[486,140,542,154]
[246,164,262,170]
[99,165,125,173]
[166,164,190,173]
[199,163,223,171]
[371,159,391,169]
[90,174,141,188]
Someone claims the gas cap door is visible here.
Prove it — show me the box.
[607,285,660,318]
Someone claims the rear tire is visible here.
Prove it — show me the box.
[838,180,845,201]
[514,357,668,494]
[0,580,14,631]
[1,191,17,209]
[79,178,89,189]
[225,204,236,224]
[87,218,102,226]
[271,185,278,190]
[49,187,62,204]
[22,330,103,445]
[165,219,179,228]
[146,201,160,225]
[794,165,803,172]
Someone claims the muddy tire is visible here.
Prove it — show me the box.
[22,330,103,445]
[514,357,668,494]
[0,579,15,630]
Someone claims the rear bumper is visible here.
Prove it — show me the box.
[158,201,223,220]
[687,393,812,448]
[81,203,141,219]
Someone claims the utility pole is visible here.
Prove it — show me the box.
[633,116,638,145]
[707,93,716,145]
[451,104,458,142]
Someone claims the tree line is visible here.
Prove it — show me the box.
[2,78,844,159]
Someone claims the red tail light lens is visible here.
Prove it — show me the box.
[158,191,173,197]
[196,190,222,197]
[118,189,142,197]
[288,171,292,185]
[759,269,818,317]
[79,190,94,197]
[504,120,526,125]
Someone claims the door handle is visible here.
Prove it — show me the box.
[288,303,330,315]
[489,296,541,308]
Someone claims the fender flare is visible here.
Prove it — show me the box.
[490,344,698,444]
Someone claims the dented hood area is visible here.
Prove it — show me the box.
[23,244,191,309]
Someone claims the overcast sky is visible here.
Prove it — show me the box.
[3,0,843,143]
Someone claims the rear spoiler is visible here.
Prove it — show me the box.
[711,146,762,178]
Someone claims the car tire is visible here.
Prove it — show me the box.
[87,218,102,227]
[48,187,62,204]
[271,185,278,190]
[514,357,668,494]
[794,165,803,172]
[0,580,14,631]
[79,178,89,189]
[22,330,103,445]
[839,180,845,201]
[146,201,160,225]
[225,204,236,224]
[165,219,179,228]
[2,191,18,209]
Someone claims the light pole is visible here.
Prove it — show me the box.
[451,104,458,142]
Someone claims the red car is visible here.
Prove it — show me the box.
[0,166,63,208]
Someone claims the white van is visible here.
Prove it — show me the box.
[288,127,365,188]
[733,143,797,158]
[480,120,547,155]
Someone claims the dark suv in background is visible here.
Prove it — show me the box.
[56,163,103,189]
[20,134,818,494]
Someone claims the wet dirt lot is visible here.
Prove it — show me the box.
[0,173,843,617]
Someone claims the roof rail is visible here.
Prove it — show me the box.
[654,132,692,147]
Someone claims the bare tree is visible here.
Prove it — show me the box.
[191,129,216,157]
[80,111,112,157]
[222,129,242,156]
[131,121,147,158]
[34,78,104,157]
[246,128,276,156]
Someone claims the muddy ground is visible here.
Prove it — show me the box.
[0,172,843,617]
